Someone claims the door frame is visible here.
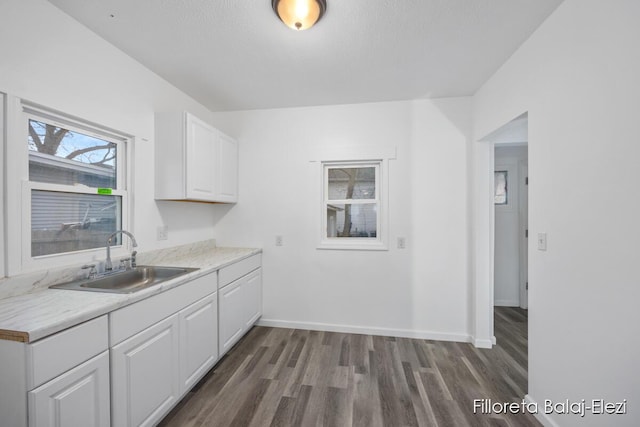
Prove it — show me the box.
[473,112,528,348]
[519,160,529,309]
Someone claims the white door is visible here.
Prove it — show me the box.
[494,162,520,307]
[28,351,110,427]
[244,269,262,328]
[111,314,180,427]
[519,162,529,308]
[215,133,238,203]
[186,113,217,200]
[219,279,245,355]
[180,293,218,392]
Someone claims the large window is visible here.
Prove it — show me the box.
[24,107,128,259]
[320,161,387,250]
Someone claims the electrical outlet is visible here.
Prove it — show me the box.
[537,232,547,251]
[157,225,168,241]
[397,237,406,249]
[275,235,283,246]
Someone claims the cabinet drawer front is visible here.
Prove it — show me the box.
[28,351,110,427]
[219,254,261,289]
[27,316,108,389]
[110,271,216,346]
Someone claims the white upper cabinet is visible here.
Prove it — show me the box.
[185,114,217,200]
[155,111,238,203]
[215,131,239,203]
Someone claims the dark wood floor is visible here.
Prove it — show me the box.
[160,307,538,426]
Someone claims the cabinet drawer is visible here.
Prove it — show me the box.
[26,316,108,390]
[219,254,261,289]
[110,271,216,346]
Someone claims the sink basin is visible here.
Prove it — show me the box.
[50,266,199,294]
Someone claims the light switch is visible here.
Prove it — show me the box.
[397,237,406,249]
[275,235,283,246]
[537,232,547,251]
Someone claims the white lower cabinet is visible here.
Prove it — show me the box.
[109,271,219,426]
[179,292,218,392]
[219,266,262,356]
[0,316,109,427]
[219,279,245,355]
[0,255,260,427]
[244,269,262,329]
[28,351,110,427]
[111,314,181,427]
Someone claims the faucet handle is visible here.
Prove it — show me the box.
[81,264,98,279]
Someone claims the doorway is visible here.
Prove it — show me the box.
[494,144,528,309]
[473,112,529,349]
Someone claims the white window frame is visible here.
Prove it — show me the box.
[312,145,394,251]
[494,163,516,213]
[5,97,132,275]
[320,160,385,250]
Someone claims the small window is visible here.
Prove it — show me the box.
[25,110,127,258]
[494,170,508,205]
[320,161,386,250]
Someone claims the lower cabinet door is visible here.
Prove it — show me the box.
[179,292,218,392]
[111,313,180,427]
[28,351,110,427]
[219,279,245,355]
[244,268,262,329]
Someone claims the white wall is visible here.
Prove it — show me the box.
[474,0,640,425]
[211,98,473,341]
[494,146,527,307]
[0,0,228,276]
[0,0,472,344]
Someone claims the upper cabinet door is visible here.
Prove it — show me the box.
[185,114,217,200]
[215,132,238,203]
[155,111,238,203]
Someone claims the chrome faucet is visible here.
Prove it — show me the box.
[105,230,138,271]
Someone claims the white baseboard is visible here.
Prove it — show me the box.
[469,334,495,349]
[473,338,493,348]
[494,299,520,307]
[256,318,471,343]
[525,394,560,427]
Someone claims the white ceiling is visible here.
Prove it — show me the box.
[48,0,563,112]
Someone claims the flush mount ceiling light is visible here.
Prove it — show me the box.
[272,0,327,31]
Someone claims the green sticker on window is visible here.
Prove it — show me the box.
[97,188,113,195]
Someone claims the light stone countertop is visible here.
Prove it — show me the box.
[0,241,261,343]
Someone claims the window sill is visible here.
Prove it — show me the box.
[316,240,388,251]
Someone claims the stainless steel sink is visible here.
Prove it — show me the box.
[50,266,199,294]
